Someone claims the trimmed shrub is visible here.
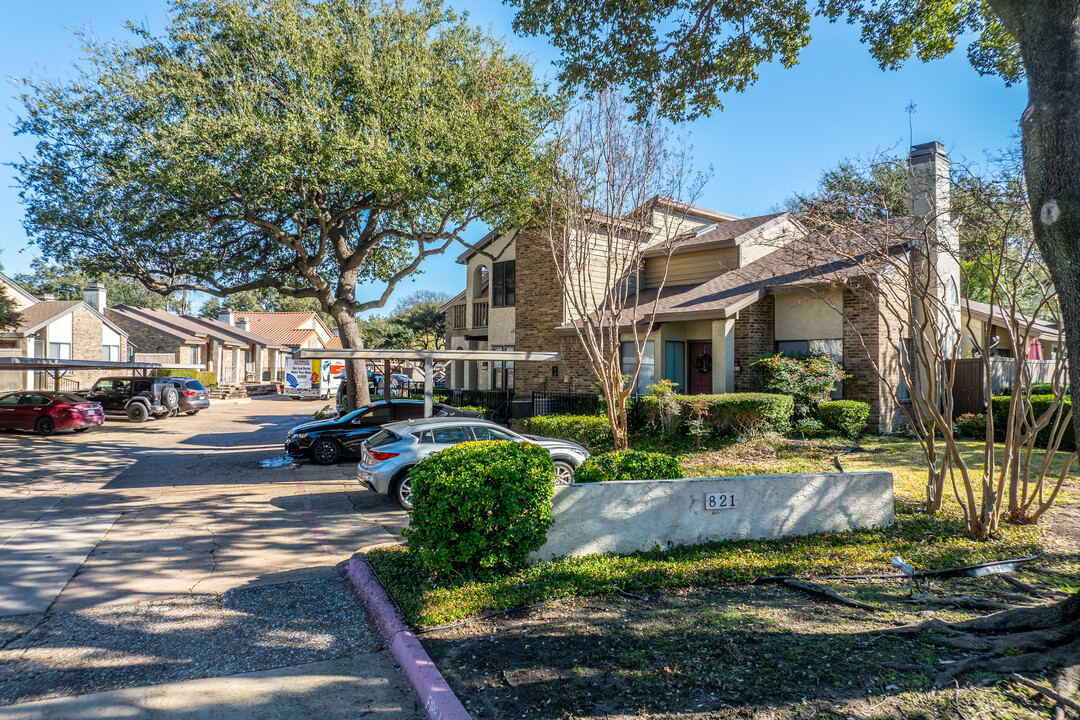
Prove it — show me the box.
[519,414,614,452]
[953,413,988,439]
[155,368,218,387]
[793,417,827,438]
[1001,382,1065,397]
[640,393,794,438]
[990,394,1074,449]
[402,441,554,577]
[574,450,683,483]
[751,353,846,417]
[815,400,870,438]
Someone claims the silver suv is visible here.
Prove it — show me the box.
[357,417,590,509]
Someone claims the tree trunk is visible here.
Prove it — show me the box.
[334,309,371,411]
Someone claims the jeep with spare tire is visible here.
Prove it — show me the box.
[78,376,177,423]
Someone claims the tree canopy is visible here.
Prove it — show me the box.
[198,288,334,328]
[14,0,555,408]
[358,290,449,350]
[508,0,1020,122]
[13,259,179,310]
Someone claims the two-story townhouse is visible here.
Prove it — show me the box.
[443,143,1061,432]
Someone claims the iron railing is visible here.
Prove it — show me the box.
[530,391,602,417]
[472,301,489,328]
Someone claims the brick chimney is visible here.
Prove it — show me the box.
[218,309,234,326]
[83,282,107,314]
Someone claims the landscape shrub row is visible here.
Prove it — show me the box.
[518,414,614,451]
[990,394,1075,449]
[574,450,683,483]
[154,368,218,387]
[640,392,794,438]
[815,400,870,438]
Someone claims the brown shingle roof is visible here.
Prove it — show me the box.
[14,301,81,334]
[642,212,788,258]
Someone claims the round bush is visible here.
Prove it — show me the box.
[574,450,682,483]
[793,416,827,438]
[401,441,554,577]
[953,413,988,439]
[815,400,870,438]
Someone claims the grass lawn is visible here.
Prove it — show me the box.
[365,433,1079,718]
[366,434,1078,628]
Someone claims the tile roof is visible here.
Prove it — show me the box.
[642,212,789,258]
[233,311,333,347]
[325,335,342,349]
[14,301,82,334]
[195,316,292,350]
[109,306,218,344]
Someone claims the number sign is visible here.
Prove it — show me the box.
[704,491,736,511]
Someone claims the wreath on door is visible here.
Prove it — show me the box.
[695,352,712,374]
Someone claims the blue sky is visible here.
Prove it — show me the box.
[1,2,1027,316]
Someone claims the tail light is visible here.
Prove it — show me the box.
[183,390,197,396]
[368,450,399,461]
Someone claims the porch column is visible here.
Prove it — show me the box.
[255,346,265,382]
[711,318,735,394]
[233,347,242,385]
[214,343,223,381]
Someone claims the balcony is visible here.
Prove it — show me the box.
[472,301,489,328]
[452,304,466,330]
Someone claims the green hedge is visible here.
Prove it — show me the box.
[574,450,683,483]
[154,368,218,387]
[640,393,794,437]
[518,414,614,452]
[990,394,1075,450]
[401,441,554,577]
[815,400,870,438]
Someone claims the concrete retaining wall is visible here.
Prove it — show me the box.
[533,472,894,561]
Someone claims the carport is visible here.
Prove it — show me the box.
[298,348,561,417]
[0,357,202,392]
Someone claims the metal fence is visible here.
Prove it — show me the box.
[530,391,602,417]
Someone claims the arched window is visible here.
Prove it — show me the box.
[946,277,959,305]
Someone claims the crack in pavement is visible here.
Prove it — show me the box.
[187,524,221,594]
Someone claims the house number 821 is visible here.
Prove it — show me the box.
[705,492,736,510]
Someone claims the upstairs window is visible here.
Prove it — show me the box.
[492,261,516,307]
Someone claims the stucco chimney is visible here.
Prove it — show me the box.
[83,282,107,314]
[218,308,234,326]
[236,316,249,332]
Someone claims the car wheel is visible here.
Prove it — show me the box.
[310,438,341,465]
[34,416,56,436]
[126,404,148,423]
[167,407,179,418]
[553,460,576,486]
[392,472,414,510]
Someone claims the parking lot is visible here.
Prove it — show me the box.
[0,395,417,718]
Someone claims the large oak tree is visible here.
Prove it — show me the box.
[15,0,554,408]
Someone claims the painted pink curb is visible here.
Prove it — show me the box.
[345,559,473,720]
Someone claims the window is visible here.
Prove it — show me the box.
[418,426,469,444]
[470,425,517,441]
[395,404,426,421]
[620,341,655,394]
[946,277,959,305]
[664,341,685,392]
[0,394,21,406]
[19,395,49,405]
[776,339,842,361]
[47,342,71,360]
[897,338,913,400]
[491,260,516,307]
[491,346,514,390]
[356,405,393,426]
[102,345,120,362]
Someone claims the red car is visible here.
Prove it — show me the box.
[0,391,105,435]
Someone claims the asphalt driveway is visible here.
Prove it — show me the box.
[0,395,415,718]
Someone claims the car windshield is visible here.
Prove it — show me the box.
[366,429,399,448]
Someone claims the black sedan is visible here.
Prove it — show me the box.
[285,399,482,464]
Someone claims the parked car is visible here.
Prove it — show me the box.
[0,391,105,435]
[357,417,590,509]
[77,376,178,423]
[164,377,211,415]
[285,399,483,465]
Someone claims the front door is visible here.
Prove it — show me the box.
[687,342,713,395]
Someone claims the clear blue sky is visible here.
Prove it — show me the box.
[1,2,1027,316]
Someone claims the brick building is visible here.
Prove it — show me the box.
[0,277,130,391]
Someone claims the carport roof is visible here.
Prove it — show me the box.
[0,358,167,371]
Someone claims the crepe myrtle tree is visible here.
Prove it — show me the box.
[14,0,555,410]
[539,91,706,451]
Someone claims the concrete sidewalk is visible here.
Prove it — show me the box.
[0,652,419,719]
